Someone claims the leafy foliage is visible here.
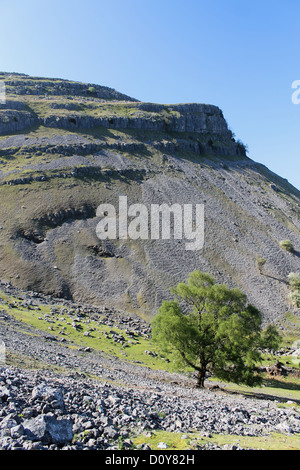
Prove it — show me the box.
[260,324,282,354]
[152,271,281,387]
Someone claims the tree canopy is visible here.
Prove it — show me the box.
[151,271,281,388]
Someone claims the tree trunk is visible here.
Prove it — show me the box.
[196,368,206,388]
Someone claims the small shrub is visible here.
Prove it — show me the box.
[236,139,248,156]
[256,256,266,274]
[279,240,294,253]
[288,272,300,308]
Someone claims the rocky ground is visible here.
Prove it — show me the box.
[3,366,299,452]
[0,283,300,452]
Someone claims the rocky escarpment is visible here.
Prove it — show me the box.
[0,73,240,147]
[40,102,233,135]
[1,72,138,101]
[0,100,38,134]
[0,73,300,327]
[0,100,238,155]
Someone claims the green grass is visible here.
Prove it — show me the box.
[279,312,300,346]
[5,349,68,374]
[132,429,300,450]
[0,289,173,372]
[217,374,300,404]
[19,96,157,122]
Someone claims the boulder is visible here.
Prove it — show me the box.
[23,414,73,444]
[31,382,65,411]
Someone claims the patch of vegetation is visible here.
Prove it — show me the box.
[0,289,173,372]
[278,312,300,346]
[256,255,266,274]
[280,239,294,253]
[132,429,300,450]
[5,349,67,374]
[220,373,300,406]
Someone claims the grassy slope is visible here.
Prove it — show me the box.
[132,429,300,450]
[0,289,168,371]
[1,287,300,450]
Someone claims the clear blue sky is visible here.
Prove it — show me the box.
[1,0,300,190]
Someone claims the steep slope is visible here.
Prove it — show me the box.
[0,72,300,326]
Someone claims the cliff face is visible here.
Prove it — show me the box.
[0,73,300,328]
[1,73,232,138]
[41,102,231,135]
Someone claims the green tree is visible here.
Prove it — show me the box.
[260,324,282,354]
[151,271,280,388]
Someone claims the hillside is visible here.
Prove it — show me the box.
[0,72,300,329]
[1,72,300,452]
